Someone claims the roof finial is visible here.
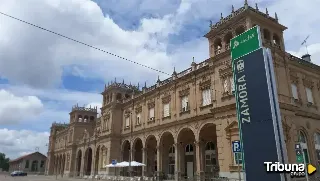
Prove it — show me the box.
[157,75,160,82]
[220,13,223,20]
[129,81,131,86]
[144,81,147,88]
[209,20,212,29]
[255,3,259,10]
[122,79,124,84]
[266,8,269,16]
[232,5,235,13]
[192,57,195,63]
[244,0,248,6]
[114,77,116,83]
[275,12,278,21]
[137,82,140,89]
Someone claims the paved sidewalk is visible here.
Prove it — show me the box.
[0,175,83,181]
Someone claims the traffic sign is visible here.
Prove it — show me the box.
[232,141,241,153]
[112,159,117,165]
[230,26,262,61]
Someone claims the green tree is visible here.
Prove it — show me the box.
[0,153,10,171]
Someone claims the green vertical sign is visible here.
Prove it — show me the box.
[230,26,262,61]
[296,149,304,163]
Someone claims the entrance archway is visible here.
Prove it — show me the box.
[76,150,82,176]
[85,148,93,175]
[133,138,143,176]
[199,123,219,178]
[160,132,175,179]
[121,140,130,176]
[177,128,196,179]
[145,135,157,176]
[299,130,310,164]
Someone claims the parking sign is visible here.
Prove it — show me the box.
[232,141,241,153]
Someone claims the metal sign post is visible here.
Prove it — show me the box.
[232,141,242,181]
[231,25,288,181]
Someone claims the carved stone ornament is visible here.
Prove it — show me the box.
[302,78,314,88]
[162,95,171,104]
[147,101,155,109]
[223,79,229,92]
[124,110,131,118]
[135,106,142,113]
[199,80,211,90]
[179,88,190,97]
[104,113,110,119]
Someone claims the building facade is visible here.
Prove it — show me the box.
[46,2,320,180]
[9,152,47,174]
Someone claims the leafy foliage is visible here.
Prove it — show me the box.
[0,153,10,171]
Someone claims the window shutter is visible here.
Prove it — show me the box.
[207,89,211,104]
[164,103,170,117]
[182,96,188,109]
[230,77,235,92]
[291,84,298,99]
[149,108,154,118]
[305,87,314,103]
[125,117,130,127]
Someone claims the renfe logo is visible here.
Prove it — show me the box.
[264,162,317,177]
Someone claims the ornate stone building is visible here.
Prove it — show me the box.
[46,1,320,180]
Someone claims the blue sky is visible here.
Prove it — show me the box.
[0,0,319,159]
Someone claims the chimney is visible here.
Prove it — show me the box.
[301,54,311,62]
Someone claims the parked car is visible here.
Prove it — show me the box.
[10,171,27,176]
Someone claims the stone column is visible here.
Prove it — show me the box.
[156,145,162,179]
[142,148,147,176]
[80,154,85,177]
[174,143,180,181]
[195,141,204,181]
[91,152,95,176]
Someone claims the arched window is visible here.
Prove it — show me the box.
[235,26,245,35]
[84,116,89,122]
[263,29,271,41]
[214,38,222,55]
[224,32,233,50]
[299,131,310,164]
[78,115,83,122]
[185,144,194,154]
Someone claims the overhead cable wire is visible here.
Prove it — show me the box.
[0,11,171,75]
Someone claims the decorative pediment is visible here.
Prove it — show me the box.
[199,80,211,90]
[104,112,110,119]
[179,88,190,97]
[162,95,171,104]
[147,101,155,109]
[225,121,239,132]
[219,64,232,78]
[289,69,299,84]
[135,106,142,113]
[124,110,131,118]
[302,78,314,88]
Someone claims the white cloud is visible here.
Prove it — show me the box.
[0,89,44,125]
[86,102,102,116]
[0,128,49,159]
